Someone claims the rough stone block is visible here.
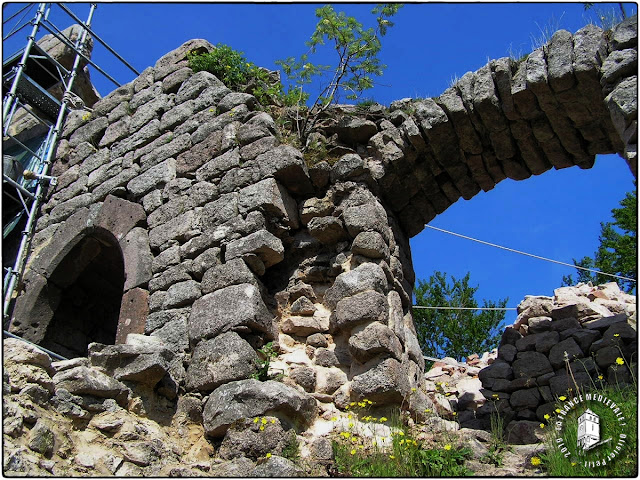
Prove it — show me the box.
[188,283,272,344]
[348,321,402,363]
[201,258,257,295]
[238,178,299,229]
[332,290,389,332]
[186,331,258,392]
[120,227,153,291]
[163,280,201,309]
[324,263,388,309]
[225,230,284,268]
[94,195,146,242]
[127,158,177,197]
[203,379,317,437]
[255,146,313,195]
[350,357,408,403]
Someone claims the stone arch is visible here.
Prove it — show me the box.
[9,195,151,358]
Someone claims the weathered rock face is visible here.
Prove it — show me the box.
[6,15,637,454]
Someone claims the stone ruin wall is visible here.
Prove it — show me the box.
[7,16,638,436]
[422,282,636,444]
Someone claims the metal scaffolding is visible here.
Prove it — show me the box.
[2,3,139,328]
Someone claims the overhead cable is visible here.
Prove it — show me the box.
[425,225,636,283]
[412,305,517,311]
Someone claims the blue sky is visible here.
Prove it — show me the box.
[3,2,637,326]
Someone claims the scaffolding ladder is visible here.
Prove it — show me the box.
[2,3,139,331]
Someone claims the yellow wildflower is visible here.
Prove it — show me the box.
[350,402,357,406]
[571,462,577,466]
[544,414,550,420]
[330,417,337,422]
[452,412,457,416]
[348,414,353,419]
[555,409,562,414]
[616,357,625,365]
[253,417,259,423]
[366,400,373,405]
[371,417,377,422]
[358,402,365,407]
[380,417,388,422]
[261,418,268,424]
[372,441,377,446]
[399,439,405,445]
[271,419,276,424]
[444,444,452,451]
[531,457,542,466]
[614,333,620,337]
[351,437,358,444]
[424,408,431,413]
[350,449,356,455]
[559,396,567,401]
[398,431,405,436]
[492,394,499,398]
[539,423,545,429]
[343,432,350,439]
[348,422,354,428]
[598,375,604,380]
[259,425,265,431]
[344,405,349,410]
[266,453,271,458]
[390,455,395,459]
[411,388,417,392]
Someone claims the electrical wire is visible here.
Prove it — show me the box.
[425,225,636,283]
[413,305,517,311]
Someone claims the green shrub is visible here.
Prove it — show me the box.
[187,44,284,106]
[251,341,278,381]
[188,44,251,90]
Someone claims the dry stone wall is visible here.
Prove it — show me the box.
[7,16,637,441]
[418,282,636,445]
[477,282,635,443]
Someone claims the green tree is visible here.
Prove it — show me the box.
[413,272,507,361]
[562,186,637,293]
[276,3,402,143]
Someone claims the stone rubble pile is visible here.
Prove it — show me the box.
[466,282,635,444]
[2,337,317,476]
[421,283,636,445]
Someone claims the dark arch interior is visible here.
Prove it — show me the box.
[40,234,125,359]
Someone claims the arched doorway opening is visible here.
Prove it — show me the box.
[39,231,125,358]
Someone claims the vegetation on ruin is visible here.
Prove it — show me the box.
[251,341,279,381]
[413,271,507,361]
[330,400,472,476]
[562,185,637,293]
[187,44,288,106]
[276,3,401,143]
[539,356,637,477]
[188,4,401,150]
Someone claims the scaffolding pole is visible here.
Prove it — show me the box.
[2,3,46,121]
[3,4,97,324]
